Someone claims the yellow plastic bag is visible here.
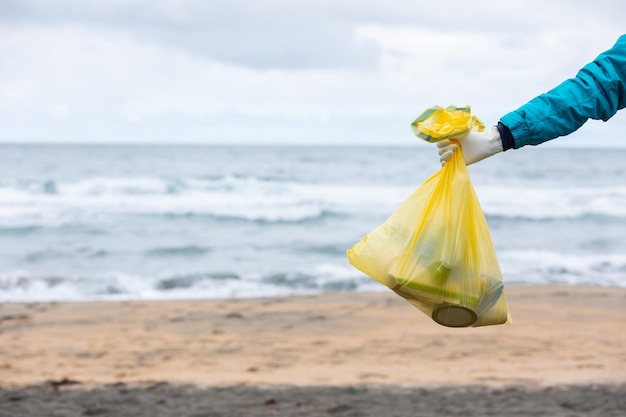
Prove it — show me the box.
[347,107,510,328]
[410,105,485,143]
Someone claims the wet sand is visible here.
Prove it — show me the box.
[2,383,625,417]
[1,285,625,416]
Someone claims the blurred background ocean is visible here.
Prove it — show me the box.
[1,144,625,302]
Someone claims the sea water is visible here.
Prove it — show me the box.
[0,144,625,302]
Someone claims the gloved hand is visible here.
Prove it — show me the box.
[436,126,504,166]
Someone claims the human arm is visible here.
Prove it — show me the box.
[501,34,626,148]
[439,34,626,165]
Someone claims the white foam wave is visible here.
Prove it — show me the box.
[499,250,626,287]
[476,185,626,220]
[1,253,624,303]
[0,263,372,302]
[0,176,410,227]
[1,176,625,229]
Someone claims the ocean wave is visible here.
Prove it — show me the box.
[476,185,626,220]
[0,264,371,302]
[157,209,347,224]
[0,175,317,196]
[2,177,626,228]
[156,272,240,290]
[144,245,211,257]
[1,253,625,303]
[485,213,625,223]
[289,243,350,256]
[499,250,626,287]
[0,175,408,227]
[0,225,42,235]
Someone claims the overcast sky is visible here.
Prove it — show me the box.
[1,0,625,146]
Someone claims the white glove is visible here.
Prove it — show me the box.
[436,126,504,166]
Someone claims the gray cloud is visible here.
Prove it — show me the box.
[3,0,625,71]
[0,0,383,69]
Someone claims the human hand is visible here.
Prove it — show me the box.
[436,126,504,166]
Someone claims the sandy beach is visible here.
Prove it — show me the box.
[1,285,625,416]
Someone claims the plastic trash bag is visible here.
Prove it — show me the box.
[410,104,485,143]
[347,106,510,328]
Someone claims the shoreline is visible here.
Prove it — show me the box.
[1,284,625,389]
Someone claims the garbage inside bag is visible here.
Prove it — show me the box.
[410,104,485,143]
[347,106,510,327]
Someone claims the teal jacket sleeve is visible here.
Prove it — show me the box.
[499,35,626,149]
